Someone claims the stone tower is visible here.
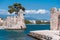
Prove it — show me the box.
[2,9,26,30]
[50,7,60,30]
[17,9,26,29]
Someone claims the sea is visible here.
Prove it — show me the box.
[0,24,50,40]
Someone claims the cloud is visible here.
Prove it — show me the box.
[25,10,37,13]
[0,9,15,15]
[25,9,49,14]
[37,9,49,14]
[0,9,8,14]
[0,9,49,15]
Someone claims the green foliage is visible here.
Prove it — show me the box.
[36,20,50,24]
[24,20,32,24]
[36,20,41,24]
[8,3,25,14]
[25,20,50,24]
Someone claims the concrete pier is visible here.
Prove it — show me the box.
[28,30,60,40]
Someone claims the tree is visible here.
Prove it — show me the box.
[8,3,25,14]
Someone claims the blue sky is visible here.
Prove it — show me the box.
[0,0,60,20]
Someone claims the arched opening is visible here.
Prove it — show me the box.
[58,15,60,30]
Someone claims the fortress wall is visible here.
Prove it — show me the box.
[50,8,60,30]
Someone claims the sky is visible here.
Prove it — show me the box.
[0,0,60,20]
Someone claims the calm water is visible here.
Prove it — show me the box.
[0,24,50,40]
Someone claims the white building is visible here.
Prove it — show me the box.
[29,20,36,24]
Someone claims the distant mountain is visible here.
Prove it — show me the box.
[24,13,50,20]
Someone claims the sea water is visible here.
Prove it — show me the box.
[0,24,50,40]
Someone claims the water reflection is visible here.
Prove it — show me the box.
[0,30,36,40]
[0,25,50,40]
[0,30,25,40]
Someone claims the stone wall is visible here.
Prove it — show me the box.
[50,7,60,30]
